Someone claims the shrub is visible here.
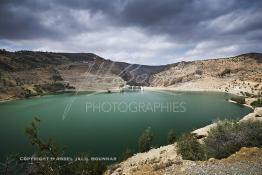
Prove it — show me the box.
[119,148,133,162]
[176,133,205,160]
[230,96,245,104]
[204,120,262,159]
[244,92,252,97]
[138,127,154,152]
[251,98,262,107]
[52,74,63,82]
[167,129,177,144]
[34,85,44,95]
[219,68,231,77]
[23,89,34,98]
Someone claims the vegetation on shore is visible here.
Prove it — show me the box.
[119,148,133,162]
[176,119,262,160]
[177,133,205,160]
[230,96,245,104]
[251,98,262,107]
[138,127,154,152]
[167,129,177,144]
[130,118,262,162]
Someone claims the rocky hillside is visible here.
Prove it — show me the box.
[0,49,163,100]
[0,49,261,101]
[149,53,262,96]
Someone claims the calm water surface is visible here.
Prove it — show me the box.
[0,91,252,160]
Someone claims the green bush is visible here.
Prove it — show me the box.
[167,129,177,144]
[138,127,154,152]
[230,96,245,104]
[176,133,205,161]
[251,98,262,107]
[204,120,262,159]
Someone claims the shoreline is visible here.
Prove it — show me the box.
[144,86,236,95]
[0,86,253,103]
[1,86,256,124]
[1,85,260,173]
[145,86,256,109]
[0,86,257,137]
[0,88,123,103]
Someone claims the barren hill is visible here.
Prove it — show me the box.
[0,49,261,101]
[149,53,262,95]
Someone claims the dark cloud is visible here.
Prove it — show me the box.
[118,0,262,43]
[0,0,261,64]
[1,0,261,41]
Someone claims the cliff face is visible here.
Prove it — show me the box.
[0,49,261,101]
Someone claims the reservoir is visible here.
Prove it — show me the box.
[0,91,252,161]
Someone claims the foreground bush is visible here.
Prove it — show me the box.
[138,127,154,152]
[204,120,262,159]
[24,117,107,175]
[176,133,205,160]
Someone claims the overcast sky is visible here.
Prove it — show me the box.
[0,0,261,65]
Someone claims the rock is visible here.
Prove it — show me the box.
[116,168,122,172]
[254,107,262,117]
[195,134,206,139]
[192,123,217,138]
[160,150,166,154]
[208,158,216,163]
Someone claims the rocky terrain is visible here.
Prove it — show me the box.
[0,49,164,101]
[106,108,262,175]
[0,49,261,101]
[106,146,262,175]
[149,53,262,96]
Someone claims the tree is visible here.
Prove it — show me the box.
[167,129,177,144]
[138,127,154,152]
[23,117,107,175]
[177,133,205,161]
[251,98,262,107]
[204,120,262,159]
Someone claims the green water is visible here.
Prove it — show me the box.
[0,91,252,160]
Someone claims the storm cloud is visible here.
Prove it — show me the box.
[0,0,261,64]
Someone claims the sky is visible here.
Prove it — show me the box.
[0,0,262,65]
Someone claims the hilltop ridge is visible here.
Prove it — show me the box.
[0,49,261,101]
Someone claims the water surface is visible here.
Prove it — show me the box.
[0,91,252,160]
